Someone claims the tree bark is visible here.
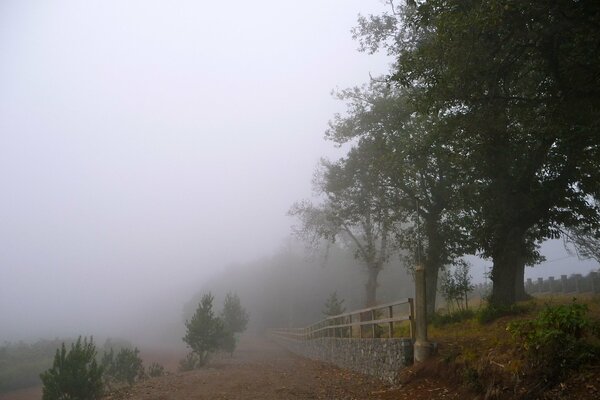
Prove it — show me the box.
[514,259,531,301]
[365,266,380,307]
[489,230,524,307]
[424,260,439,316]
[424,213,443,316]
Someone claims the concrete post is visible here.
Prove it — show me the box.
[526,278,533,293]
[561,275,568,293]
[537,277,544,292]
[548,276,555,293]
[590,272,598,294]
[575,274,582,293]
[414,264,433,362]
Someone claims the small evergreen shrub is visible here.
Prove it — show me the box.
[183,293,227,367]
[101,347,144,386]
[40,337,103,400]
[507,302,600,381]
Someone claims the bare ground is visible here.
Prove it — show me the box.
[108,336,396,400]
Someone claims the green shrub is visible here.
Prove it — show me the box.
[101,347,144,386]
[507,302,600,381]
[40,337,104,400]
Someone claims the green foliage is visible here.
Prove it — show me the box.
[440,262,474,312]
[146,362,165,378]
[40,337,104,400]
[183,293,227,367]
[477,302,530,324]
[431,309,475,328]
[507,302,600,381]
[353,0,600,308]
[221,292,249,335]
[322,291,346,317]
[101,347,144,386]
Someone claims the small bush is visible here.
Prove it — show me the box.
[507,302,600,381]
[178,353,199,372]
[147,362,165,377]
[40,337,103,400]
[102,347,144,386]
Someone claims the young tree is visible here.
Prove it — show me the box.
[439,262,474,312]
[40,337,104,400]
[221,292,249,334]
[322,291,346,317]
[183,293,226,367]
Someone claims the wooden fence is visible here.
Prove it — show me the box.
[270,298,415,341]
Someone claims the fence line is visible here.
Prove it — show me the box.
[473,271,600,296]
[270,298,415,341]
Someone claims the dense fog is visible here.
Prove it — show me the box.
[0,0,597,348]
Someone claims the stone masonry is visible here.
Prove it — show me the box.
[270,336,413,383]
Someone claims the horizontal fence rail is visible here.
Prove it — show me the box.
[271,298,415,341]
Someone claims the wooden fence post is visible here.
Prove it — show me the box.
[414,264,433,362]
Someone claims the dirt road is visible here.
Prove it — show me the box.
[110,336,393,400]
[1,337,464,400]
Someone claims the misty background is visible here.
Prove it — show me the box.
[0,0,597,346]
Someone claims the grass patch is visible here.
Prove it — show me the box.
[431,309,475,327]
[476,302,531,324]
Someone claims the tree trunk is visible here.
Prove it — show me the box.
[514,259,531,301]
[489,231,524,307]
[365,266,380,307]
[424,260,439,316]
[424,214,443,316]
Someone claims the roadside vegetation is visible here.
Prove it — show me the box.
[180,292,248,370]
[420,294,600,399]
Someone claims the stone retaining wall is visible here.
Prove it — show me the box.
[270,336,413,383]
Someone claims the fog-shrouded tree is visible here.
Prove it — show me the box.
[322,291,346,317]
[354,0,600,307]
[183,293,229,367]
[290,148,399,307]
[221,292,249,335]
[326,80,473,315]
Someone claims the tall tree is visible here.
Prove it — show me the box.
[355,0,600,306]
[326,81,471,315]
[290,149,397,307]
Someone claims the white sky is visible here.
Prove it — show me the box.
[0,0,393,341]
